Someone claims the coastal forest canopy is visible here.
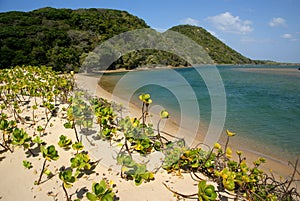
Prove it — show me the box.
[0,7,148,71]
[0,7,267,71]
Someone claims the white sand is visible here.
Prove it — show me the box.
[0,73,298,201]
[76,73,299,189]
[0,74,211,201]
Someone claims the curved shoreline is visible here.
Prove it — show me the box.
[76,73,299,181]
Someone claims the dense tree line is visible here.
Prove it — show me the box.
[110,49,190,70]
[0,7,149,71]
[1,8,270,71]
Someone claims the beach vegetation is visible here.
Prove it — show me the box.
[157,109,169,148]
[70,152,92,174]
[117,94,169,158]
[0,116,15,153]
[72,141,84,154]
[163,131,299,200]
[117,153,154,186]
[58,135,73,149]
[118,116,160,155]
[91,97,116,141]
[11,127,34,155]
[64,92,94,142]
[162,139,187,173]
[33,135,46,148]
[0,66,298,200]
[23,160,33,169]
[198,180,217,201]
[59,169,77,201]
[86,180,115,201]
[36,145,59,185]
[36,125,45,137]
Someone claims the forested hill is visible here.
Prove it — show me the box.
[0,7,268,71]
[169,25,259,64]
[0,7,149,71]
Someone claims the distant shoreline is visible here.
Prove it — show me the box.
[229,67,300,78]
[89,64,300,75]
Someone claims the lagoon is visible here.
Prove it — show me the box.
[99,65,300,163]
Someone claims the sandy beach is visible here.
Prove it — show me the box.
[0,72,299,201]
[76,73,299,181]
[0,73,216,201]
[75,73,300,195]
[83,71,300,176]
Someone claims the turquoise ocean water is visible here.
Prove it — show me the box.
[99,65,300,162]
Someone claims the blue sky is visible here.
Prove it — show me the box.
[1,0,299,63]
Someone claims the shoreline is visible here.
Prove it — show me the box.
[76,73,299,181]
[91,64,300,74]
[97,69,299,163]
[0,68,298,201]
[232,67,300,76]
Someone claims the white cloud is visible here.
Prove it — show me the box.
[206,12,253,34]
[281,33,297,41]
[281,33,292,39]
[269,17,287,27]
[180,17,200,26]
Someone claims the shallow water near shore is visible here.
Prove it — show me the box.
[97,65,300,164]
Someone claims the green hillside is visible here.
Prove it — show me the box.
[109,25,263,69]
[0,7,149,71]
[0,7,269,71]
[170,25,258,64]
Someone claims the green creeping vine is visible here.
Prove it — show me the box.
[0,66,74,133]
[162,130,300,200]
[0,66,299,200]
[162,139,187,173]
[59,169,77,201]
[36,145,59,185]
[65,93,91,142]
[72,141,84,154]
[117,153,155,186]
[138,93,152,126]
[114,92,300,199]
[70,152,92,175]
[11,128,35,155]
[23,160,33,169]
[58,135,73,149]
[164,180,218,201]
[118,116,158,155]
[86,180,115,201]
[0,66,119,200]
[33,135,46,148]
[0,115,16,153]
[90,97,116,141]
[198,180,218,201]
[118,94,166,157]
